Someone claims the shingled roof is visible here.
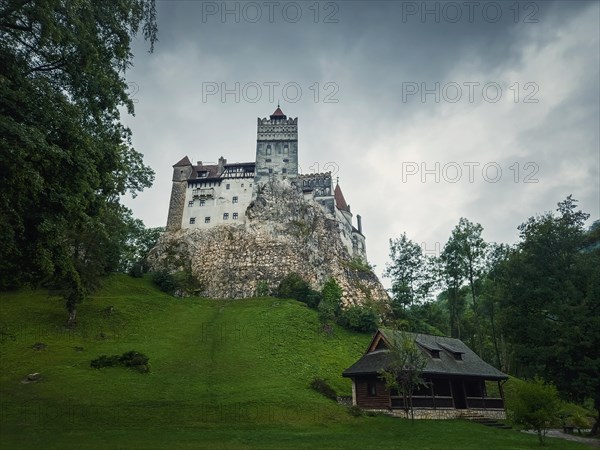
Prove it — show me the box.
[343,329,508,380]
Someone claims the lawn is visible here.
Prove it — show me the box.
[0,275,590,449]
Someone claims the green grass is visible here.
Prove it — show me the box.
[0,275,589,449]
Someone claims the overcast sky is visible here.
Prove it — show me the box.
[121,0,600,287]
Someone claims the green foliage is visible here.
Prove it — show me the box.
[255,280,271,297]
[151,270,178,294]
[344,257,375,273]
[0,0,158,323]
[379,331,428,422]
[309,377,337,401]
[338,305,379,333]
[123,225,164,275]
[276,273,321,308]
[0,275,590,449]
[319,278,343,322]
[91,350,150,373]
[385,233,435,312]
[512,378,561,445]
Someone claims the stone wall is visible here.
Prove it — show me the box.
[389,408,506,420]
[166,181,187,231]
[149,179,389,305]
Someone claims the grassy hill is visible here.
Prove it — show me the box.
[0,275,589,449]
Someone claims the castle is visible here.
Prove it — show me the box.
[166,107,367,261]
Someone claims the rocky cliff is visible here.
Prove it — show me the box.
[148,179,389,305]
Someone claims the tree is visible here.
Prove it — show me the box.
[439,218,487,345]
[379,331,428,422]
[497,196,600,434]
[319,278,342,322]
[0,1,157,325]
[385,233,435,315]
[511,378,561,445]
[121,224,164,275]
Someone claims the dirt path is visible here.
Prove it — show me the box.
[522,429,600,448]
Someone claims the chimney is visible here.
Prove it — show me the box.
[197,161,203,166]
[218,156,226,173]
[357,214,362,234]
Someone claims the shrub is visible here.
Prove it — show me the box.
[90,354,120,369]
[339,305,378,332]
[309,377,337,401]
[128,260,145,278]
[318,278,342,322]
[151,270,177,294]
[512,377,561,445]
[91,350,150,373]
[276,273,321,308]
[348,405,363,417]
[256,280,270,297]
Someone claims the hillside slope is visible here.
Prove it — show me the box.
[0,275,587,449]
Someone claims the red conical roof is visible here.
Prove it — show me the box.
[334,184,349,212]
[173,156,192,167]
[271,107,285,117]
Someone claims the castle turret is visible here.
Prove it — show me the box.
[166,156,193,231]
[254,106,298,188]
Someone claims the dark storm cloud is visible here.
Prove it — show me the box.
[122,0,599,287]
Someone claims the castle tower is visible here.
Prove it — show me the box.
[166,156,194,231]
[254,106,298,187]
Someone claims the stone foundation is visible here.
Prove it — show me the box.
[383,408,506,420]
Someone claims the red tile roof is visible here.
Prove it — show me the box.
[334,184,349,211]
[271,107,285,117]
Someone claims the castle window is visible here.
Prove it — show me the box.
[226,184,230,190]
[241,183,244,187]
[189,217,196,224]
[283,144,289,155]
[200,199,206,207]
[232,196,238,204]
[266,145,272,155]
[268,168,273,174]
[233,213,238,220]
[223,213,229,220]
[283,159,289,163]
[188,201,194,207]
[266,159,272,163]
[282,168,287,174]
[205,217,211,223]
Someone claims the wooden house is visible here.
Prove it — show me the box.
[342,329,508,419]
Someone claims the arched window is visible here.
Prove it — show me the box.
[266,144,272,155]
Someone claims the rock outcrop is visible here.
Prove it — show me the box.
[149,179,389,306]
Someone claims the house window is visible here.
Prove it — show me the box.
[223,213,229,220]
[189,217,196,224]
[232,196,238,204]
[431,350,441,359]
[367,383,377,397]
[233,213,238,220]
[454,353,463,361]
[188,201,194,207]
[205,217,211,223]
[200,199,205,207]
[226,184,230,190]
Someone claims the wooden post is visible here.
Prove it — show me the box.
[431,380,436,410]
[449,379,455,408]
[462,380,467,409]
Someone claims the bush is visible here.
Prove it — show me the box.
[339,305,378,332]
[512,377,561,445]
[276,273,321,308]
[91,350,150,373]
[151,270,177,294]
[256,280,270,297]
[348,405,363,417]
[318,278,342,322]
[90,354,120,369]
[128,260,145,278]
[309,377,337,401]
